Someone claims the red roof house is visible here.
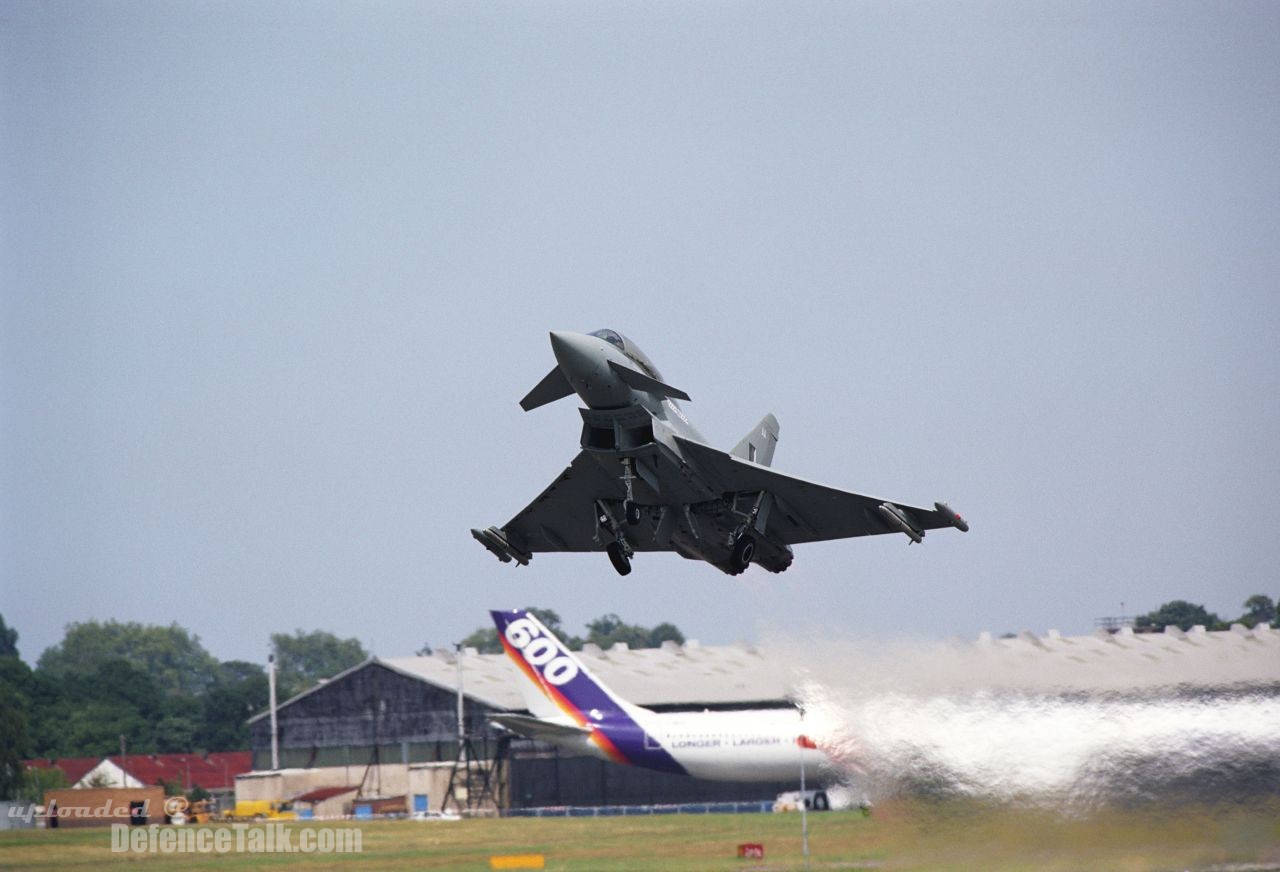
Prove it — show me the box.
[24,751,252,792]
[23,757,100,787]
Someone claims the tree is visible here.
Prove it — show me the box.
[155,713,199,753]
[1240,595,1276,628]
[84,658,166,718]
[0,685,29,799]
[197,661,267,751]
[84,771,114,789]
[270,630,367,699]
[647,622,685,647]
[458,626,501,654]
[1134,600,1224,632]
[0,655,34,706]
[55,702,154,757]
[29,658,165,757]
[19,656,184,758]
[19,766,67,804]
[213,659,266,687]
[158,777,186,797]
[37,620,218,696]
[23,620,278,757]
[0,614,19,658]
[585,614,650,649]
[0,655,33,781]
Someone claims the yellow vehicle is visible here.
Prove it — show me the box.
[186,799,216,824]
[223,800,297,821]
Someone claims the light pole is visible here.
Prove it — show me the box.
[268,653,279,771]
[798,705,810,867]
[455,643,465,748]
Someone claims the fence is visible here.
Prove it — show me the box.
[504,800,774,818]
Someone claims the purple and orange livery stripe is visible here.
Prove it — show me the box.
[496,630,630,765]
[491,609,686,775]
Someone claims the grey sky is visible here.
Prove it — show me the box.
[4,2,1278,666]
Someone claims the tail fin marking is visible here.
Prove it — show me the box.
[490,609,687,774]
[731,414,780,467]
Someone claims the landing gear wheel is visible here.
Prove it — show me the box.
[606,541,632,576]
[625,501,643,526]
[813,791,830,811]
[730,535,755,573]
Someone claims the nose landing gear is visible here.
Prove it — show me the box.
[620,458,643,526]
[624,501,643,526]
[597,499,635,576]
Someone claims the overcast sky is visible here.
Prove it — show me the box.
[3,1,1278,667]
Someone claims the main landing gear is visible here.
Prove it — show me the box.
[729,534,755,575]
[606,540,632,576]
[725,491,768,575]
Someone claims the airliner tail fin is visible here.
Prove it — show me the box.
[490,609,631,725]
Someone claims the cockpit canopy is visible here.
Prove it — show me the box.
[589,328,664,381]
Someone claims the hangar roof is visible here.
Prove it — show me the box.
[250,623,1279,724]
[381,639,793,711]
[961,623,1280,690]
[250,639,794,723]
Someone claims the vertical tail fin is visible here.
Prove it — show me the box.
[489,609,689,776]
[490,610,631,724]
[731,413,780,466]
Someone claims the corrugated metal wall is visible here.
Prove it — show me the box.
[250,662,506,770]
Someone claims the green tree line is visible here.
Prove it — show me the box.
[0,615,369,799]
[456,608,685,654]
[1133,594,1278,632]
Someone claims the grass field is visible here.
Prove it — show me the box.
[3,800,1278,871]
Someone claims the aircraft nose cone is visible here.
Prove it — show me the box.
[548,330,630,409]
[549,331,596,374]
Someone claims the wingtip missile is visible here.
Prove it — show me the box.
[877,502,923,544]
[933,501,970,532]
[471,526,531,565]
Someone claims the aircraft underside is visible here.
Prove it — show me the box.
[601,494,794,577]
[472,329,967,578]
[581,439,793,576]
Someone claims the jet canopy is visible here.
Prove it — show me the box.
[589,328,664,381]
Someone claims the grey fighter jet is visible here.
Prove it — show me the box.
[472,330,968,576]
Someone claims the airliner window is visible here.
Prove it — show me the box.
[589,329,624,349]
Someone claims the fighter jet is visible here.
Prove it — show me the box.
[472,329,968,576]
